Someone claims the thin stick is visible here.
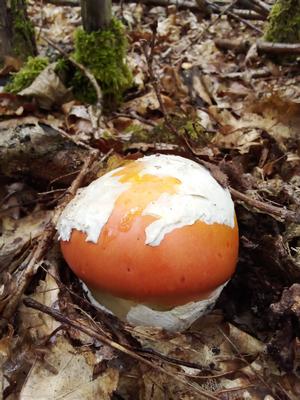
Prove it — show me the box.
[109,112,157,127]
[23,297,220,400]
[141,24,184,144]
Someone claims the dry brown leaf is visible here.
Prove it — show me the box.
[20,336,119,400]
[18,271,60,341]
[0,56,22,77]
[0,211,52,271]
[123,91,175,115]
[19,64,72,109]
[157,13,180,42]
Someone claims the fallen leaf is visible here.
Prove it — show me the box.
[20,336,119,400]
[19,64,72,109]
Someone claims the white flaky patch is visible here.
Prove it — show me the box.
[126,283,227,332]
[138,154,235,246]
[57,167,129,243]
[57,154,234,245]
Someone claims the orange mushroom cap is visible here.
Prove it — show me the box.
[57,155,239,327]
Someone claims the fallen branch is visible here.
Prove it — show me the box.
[257,40,300,55]
[230,187,300,224]
[215,38,300,56]
[23,297,220,400]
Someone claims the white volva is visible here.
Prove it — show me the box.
[126,282,227,331]
[57,154,235,246]
[84,281,228,332]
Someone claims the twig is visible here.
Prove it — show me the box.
[23,297,220,400]
[230,187,300,224]
[109,111,157,127]
[0,152,99,333]
[47,124,95,151]
[206,0,263,33]
[42,0,79,5]
[41,35,103,128]
[189,0,239,47]
[141,24,183,142]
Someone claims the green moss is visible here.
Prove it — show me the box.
[10,0,36,59]
[264,0,300,43]
[71,18,132,104]
[4,56,49,93]
[126,115,214,146]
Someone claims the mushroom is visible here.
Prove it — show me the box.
[57,154,238,331]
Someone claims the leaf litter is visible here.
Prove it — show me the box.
[0,0,300,399]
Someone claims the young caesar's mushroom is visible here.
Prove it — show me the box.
[57,154,239,331]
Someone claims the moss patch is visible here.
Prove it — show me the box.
[264,0,300,43]
[71,18,132,104]
[126,115,214,146]
[4,56,49,93]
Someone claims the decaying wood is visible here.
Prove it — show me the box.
[0,123,88,185]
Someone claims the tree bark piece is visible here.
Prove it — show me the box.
[81,0,112,32]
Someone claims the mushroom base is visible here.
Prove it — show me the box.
[85,284,227,332]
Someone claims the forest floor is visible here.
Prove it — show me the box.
[1,1,300,399]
